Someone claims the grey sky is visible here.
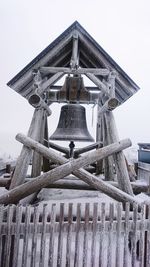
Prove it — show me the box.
[0,0,150,157]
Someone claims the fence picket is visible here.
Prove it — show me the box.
[31,205,39,267]
[74,203,81,267]
[22,205,31,267]
[91,203,98,267]
[12,205,22,267]
[107,203,114,267]
[0,205,4,267]
[139,203,145,267]
[83,203,90,267]
[4,205,14,267]
[116,202,122,267]
[131,203,138,267]
[66,203,73,267]
[48,203,56,267]
[39,204,47,267]
[146,204,150,266]
[99,202,106,267]
[57,203,65,267]
[123,202,130,267]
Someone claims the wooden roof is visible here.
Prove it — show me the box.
[7,21,140,104]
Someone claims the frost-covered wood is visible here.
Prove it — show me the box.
[104,111,134,195]
[39,66,110,76]
[0,202,149,267]
[7,133,139,205]
[28,94,52,116]
[86,73,109,95]
[0,137,134,204]
[98,98,119,116]
[10,108,45,189]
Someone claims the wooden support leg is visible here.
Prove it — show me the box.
[96,105,103,175]
[103,113,116,181]
[42,116,51,172]
[31,110,46,177]
[21,109,47,204]
[10,108,45,189]
[104,111,134,196]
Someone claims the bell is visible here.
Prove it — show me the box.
[50,104,94,142]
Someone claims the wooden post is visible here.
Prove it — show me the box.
[96,100,104,175]
[31,109,46,178]
[108,71,117,98]
[42,117,50,172]
[70,31,79,69]
[9,108,45,189]
[0,134,139,205]
[37,72,64,95]
[103,113,116,181]
[104,111,134,195]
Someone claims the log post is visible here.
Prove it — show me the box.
[31,110,46,178]
[70,31,79,69]
[103,113,116,181]
[96,102,104,175]
[20,109,47,204]
[42,117,51,172]
[104,111,134,195]
[9,108,45,189]
[108,71,117,98]
[0,137,138,205]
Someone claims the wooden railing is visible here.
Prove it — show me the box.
[0,202,150,267]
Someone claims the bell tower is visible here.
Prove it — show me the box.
[5,21,140,205]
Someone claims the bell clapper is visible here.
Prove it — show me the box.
[69,141,75,158]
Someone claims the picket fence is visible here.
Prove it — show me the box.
[0,202,150,267]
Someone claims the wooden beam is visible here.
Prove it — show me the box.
[70,32,79,69]
[74,142,103,157]
[39,67,110,76]
[98,98,119,117]
[86,73,109,96]
[108,71,117,98]
[47,90,99,104]
[0,137,136,204]
[12,32,73,92]
[47,85,100,91]
[0,177,147,194]
[42,117,51,172]
[49,142,69,155]
[5,133,140,206]
[96,108,104,175]
[37,72,64,95]
[28,94,52,116]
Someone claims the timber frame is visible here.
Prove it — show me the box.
[4,21,142,205]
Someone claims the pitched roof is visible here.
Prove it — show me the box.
[7,21,140,104]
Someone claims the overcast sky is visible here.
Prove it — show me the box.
[0,0,150,157]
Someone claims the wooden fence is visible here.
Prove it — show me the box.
[0,202,150,267]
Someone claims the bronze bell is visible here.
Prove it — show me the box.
[50,104,94,142]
